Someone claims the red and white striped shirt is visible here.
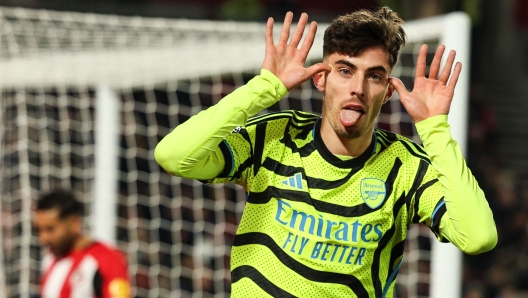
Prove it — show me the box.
[40,241,130,298]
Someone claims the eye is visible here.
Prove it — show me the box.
[368,74,383,81]
[339,69,351,76]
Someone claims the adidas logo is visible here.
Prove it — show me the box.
[282,173,303,190]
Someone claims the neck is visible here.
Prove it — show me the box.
[72,235,93,252]
[319,122,374,157]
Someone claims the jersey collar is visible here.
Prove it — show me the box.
[312,118,376,169]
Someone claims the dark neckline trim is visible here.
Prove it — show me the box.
[312,118,376,169]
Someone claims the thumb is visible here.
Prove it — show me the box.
[305,63,331,78]
[388,77,408,98]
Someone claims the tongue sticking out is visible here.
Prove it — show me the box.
[340,109,363,127]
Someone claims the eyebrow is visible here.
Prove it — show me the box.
[335,59,388,74]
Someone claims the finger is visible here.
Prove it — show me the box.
[439,50,456,85]
[429,45,445,79]
[265,17,275,46]
[298,21,317,60]
[388,77,409,98]
[290,13,308,48]
[447,61,462,88]
[415,44,428,79]
[305,63,331,78]
[279,12,293,44]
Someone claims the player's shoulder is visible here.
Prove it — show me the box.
[88,242,130,296]
[245,110,319,138]
[375,128,430,164]
[87,241,127,264]
[246,110,319,127]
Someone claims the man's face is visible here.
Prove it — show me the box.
[315,46,394,139]
[34,209,79,258]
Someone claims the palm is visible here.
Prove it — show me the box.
[389,44,461,123]
[262,12,330,91]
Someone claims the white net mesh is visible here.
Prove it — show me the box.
[0,6,460,298]
[0,87,97,296]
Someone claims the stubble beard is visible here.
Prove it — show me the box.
[334,124,362,139]
[51,234,76,258]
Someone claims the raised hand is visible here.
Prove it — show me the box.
[388,44,462,123]
[262,12,331,91]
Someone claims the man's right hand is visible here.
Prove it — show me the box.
[261,12,331,91]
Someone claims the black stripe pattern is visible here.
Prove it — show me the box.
[371,192,407,297]
[431,198,447,236]
[233,232,370,297]
[231,266,297,297]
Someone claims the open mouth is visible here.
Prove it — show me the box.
[340,105,364,127]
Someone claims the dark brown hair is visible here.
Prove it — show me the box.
[36,189,84,219]
[323,6,406,68]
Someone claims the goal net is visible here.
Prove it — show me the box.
[0,6,469,298]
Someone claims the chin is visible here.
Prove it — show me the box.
[337,127,362,139]
[51,246,69,257]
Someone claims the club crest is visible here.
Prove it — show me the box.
[360,178,387,209]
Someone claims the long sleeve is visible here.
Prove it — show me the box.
[154,69,288,180]
[415,115,497,254]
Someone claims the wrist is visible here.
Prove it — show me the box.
[260,69,288,96]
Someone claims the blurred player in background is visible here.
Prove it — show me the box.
[155,6,497,297]
[34,190,131,298]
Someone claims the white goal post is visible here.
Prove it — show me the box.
[0,6,470,298]
[423,12,471,298]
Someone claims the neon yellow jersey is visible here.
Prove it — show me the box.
[208,111,445,297]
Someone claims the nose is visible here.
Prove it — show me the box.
[350,74,365,97]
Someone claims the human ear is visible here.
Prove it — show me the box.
[384,84,394,104]
[69,216,83,234]
[313,71,326,92]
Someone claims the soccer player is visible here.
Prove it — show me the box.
[155,7,497,297]
[34,190,131,298]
